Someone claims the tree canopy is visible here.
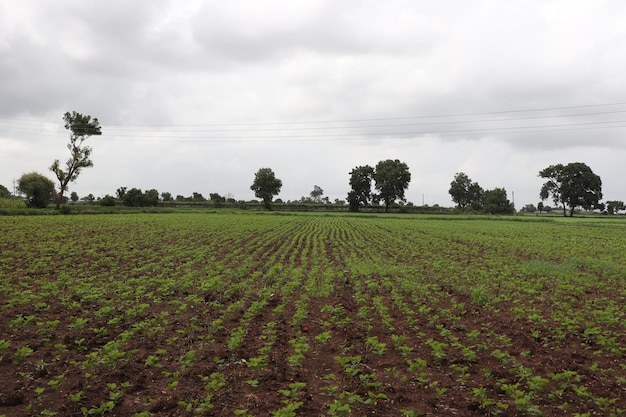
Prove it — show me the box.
[50,111,102,209]
[17,172,56,208]
[347,165,375,212]
[539,162,602,216]
[449,172,484,210]
[482,188,515,214]
[0,184,11,199]
[373,159,411,211]
[250,168,282,209]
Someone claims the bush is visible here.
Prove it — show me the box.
[100,195,116,206]
[0,198,27,209]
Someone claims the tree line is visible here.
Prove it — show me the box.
[2,111,619,216]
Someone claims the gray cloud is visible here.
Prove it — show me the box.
[1,0,626,208]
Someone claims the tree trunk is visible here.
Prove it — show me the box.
[562,204,567,217]
[55,183,67,210]
[55,191,63,210]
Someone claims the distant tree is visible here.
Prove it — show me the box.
[116,187,127,200]
[250,168,282,209]
[192,192,206,202]
[100,195,116,206]
[606,200,625,215]
[482,188,515,214]
[17,172,55,208]
[175,195,185,202]
[70,191,79,203]
[0,184,11,198]
[521,204,537,213]
[81,193,95,202]
[123,188,141,207]
[347,165,375,212]
[50,111,102,210]
[537,202,544,213]
[144,189,160,206]
[373,159,411,211]
[310,185,324,203]
[539,162,602,217]
[161,192,173,201]
[449,172,484,210]
[210,193,226,207]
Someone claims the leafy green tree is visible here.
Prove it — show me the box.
[537,202,544,213]
[539,162,602,217]
[210,193,226,207]
[373,159,411,211]
[17,172,56,208]
[161,192,173,201]
[100,195,116,206]
[70,191,79,203]
[0,184,11,198]
[250,168,282,209]
[606,200,625,215]
[347,165,374,212]
[50,111,102,209]
[482,188,515,214]
[192,192,206,202]
[449,172,484,210]
[116,187,127,200]
[81,193,95,202]
[144,189,160,206]
[310,185,324,203]
[122,188,144,207]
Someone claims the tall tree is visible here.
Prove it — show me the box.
[373,159,411,211]
[482,188,515,214]
[348,165,374,212]
[250,168,282,209]
[50,111,102,209]
[17,172,56,208]
[539,162,602,217]
[310,185,324,203]
[0,184,11,199]
[606,200,625,215]
[449,172,484,209]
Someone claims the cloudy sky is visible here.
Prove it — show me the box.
[2,0,626,207]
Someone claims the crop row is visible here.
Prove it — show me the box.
[0,213,624,416]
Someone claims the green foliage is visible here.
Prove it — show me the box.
[50,111,101,209]
[122,188,160,207]
[17,172,55,208]
[100,195,116,206]
[348,165,374,211]
[373,159,411,211]
[0,197,27,209]
[605,200,624,215]
[250,168,282,209]
[449,172,483,210]
[482,188,515,214]
[0,183,11,198]
[1,213,625,416]
[539,162,602,216]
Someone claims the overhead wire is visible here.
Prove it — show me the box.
[1,101,626,143]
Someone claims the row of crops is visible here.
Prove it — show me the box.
[0,212,624,416]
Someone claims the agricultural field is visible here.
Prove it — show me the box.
[0,212,624,417]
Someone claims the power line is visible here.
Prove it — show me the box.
[1,101,626,128]
[1,101,625,142]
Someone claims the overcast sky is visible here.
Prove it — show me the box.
[2,1,626,207]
